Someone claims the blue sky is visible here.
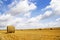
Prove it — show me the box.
[0,0,51,16]
[0,0,13,13]
[31,0,51,17]
[0,0,60,29]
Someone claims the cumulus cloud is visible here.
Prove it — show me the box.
[6,0,37,16]
[0,14,29,29]
[26,0,60,28]
[45,0,60,15]
[0,0,60,29]
[39,0,60,27]
[27,10,52,23]
[0,0,37,29]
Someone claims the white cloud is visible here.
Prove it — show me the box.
[0,0,37,29]
[0,14,60,29]
[0,14,29,29]
[27,10,52,23]
[6,0,37,16]
[45,0,60,15]
[56,18,60,22]
[43,11,52,17]
[8,0,18,8]
[0,0,60,29]
[38,0,60,27]
[25,0,60,29]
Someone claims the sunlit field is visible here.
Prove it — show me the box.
[0,27,60,40]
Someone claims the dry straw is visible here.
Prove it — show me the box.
[7,25,15,33]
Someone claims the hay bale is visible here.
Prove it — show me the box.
[39,28,42,30]
[7,25,15,33]
[50,28,53,30]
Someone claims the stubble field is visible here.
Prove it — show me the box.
[0,28,60,40]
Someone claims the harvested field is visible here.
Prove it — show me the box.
[0,28,60,40]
